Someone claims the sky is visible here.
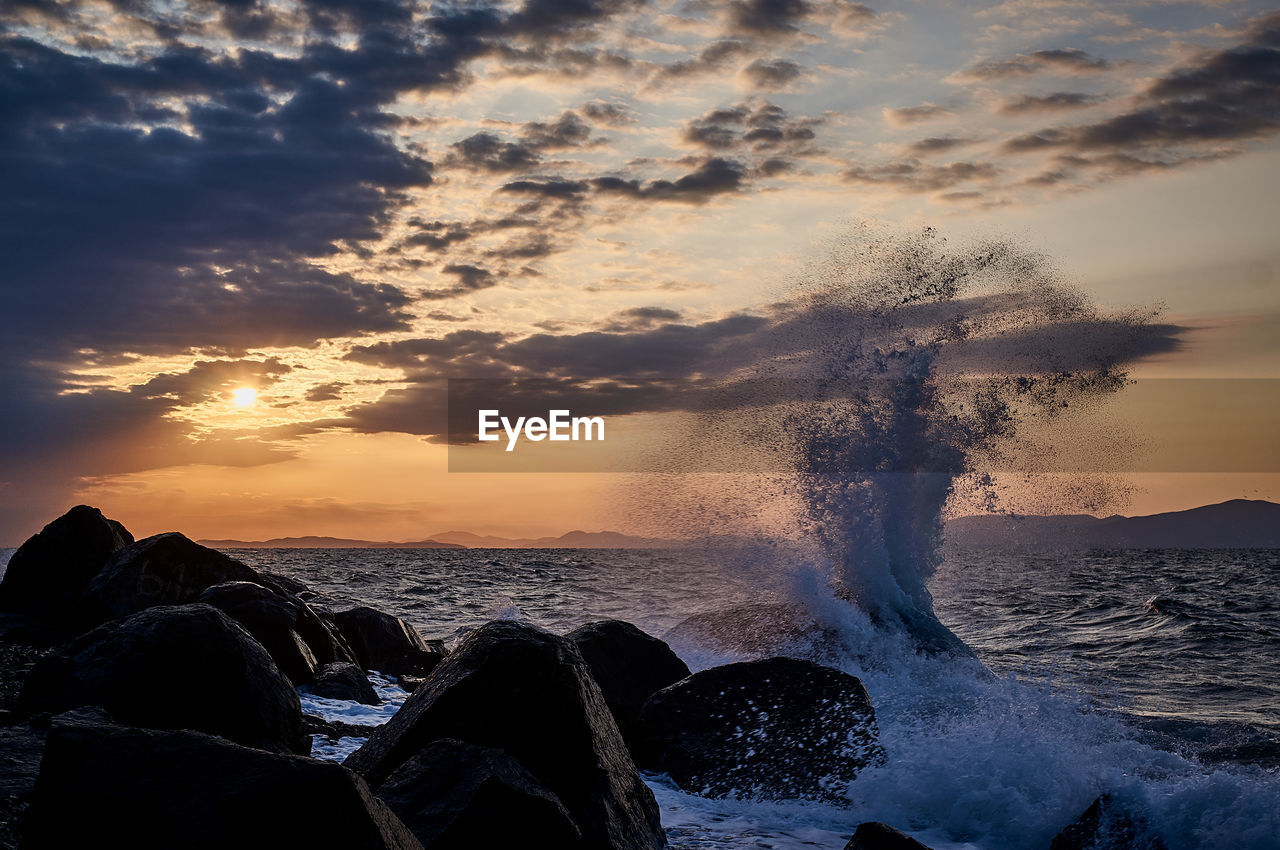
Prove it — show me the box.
[2,0,1278,544]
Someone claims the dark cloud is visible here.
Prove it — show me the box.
[305,382,347,402]
[998,92,1102,115]
[601,306,684,331]
[906,136,976,154]
[741,58,804,89]
[999,15,1280,172]
[500,178,592,199]
[421,264,500,300]
[653,39,753,82]
[842,159,998,192]
[592,157,748,203]
[728,0,813,36]
[582,100,635,125]
[958,48,1113,81]
[884,102,953,126]
[681,100,821,170]
[446,132,544,172]
[336,287,1182,445]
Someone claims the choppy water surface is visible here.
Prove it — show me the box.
[214,544,1280,850]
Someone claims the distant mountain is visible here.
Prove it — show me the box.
[425,530,680,549]
[197,530,680,549]
[196,536,465,549]
[945,499,1280,549]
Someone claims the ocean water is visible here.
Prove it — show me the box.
[215,544,1280,850]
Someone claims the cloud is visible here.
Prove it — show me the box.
[999,14,1280,172]
[998,92,1103,115]
[883,103,953,126]
[741,58,804,89]
[906,136,977,155]
[728,0,815,37]
[842,159,998,192]
[446,132,544,172]
[955,48,1113,81]
[421,264,500,300]
[581,100,635,125]
[592,157,748,204]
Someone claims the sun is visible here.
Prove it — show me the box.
[231,387,257,407]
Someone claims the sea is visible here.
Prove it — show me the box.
[208,545,1280,850]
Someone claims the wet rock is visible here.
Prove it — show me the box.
[376,738,582,850]
[21,717,422,849]
[334,606,445,677]
[0,721,45,850]
[845,822,934,849]
[312,662,380,705]
[304,713,377,741]
[0,506,133,628]
[567,620,690,749]
[346,620,665,850]
[1050,795,1167,850]
[635,656,884,805]
[80,532,261,625]
[17,603,307,754]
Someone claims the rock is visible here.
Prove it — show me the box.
[304,713,377,741]
[0,640,49,714]
[0,721,45,850]
[845,822,934,849]
[0,506,132,628]
[21,717,423,849]
[376,738,582,850]
[197,581,360,684]
[635,656,884,805]
[312,662,380,705]
[335,606,445,677]
[1050,795,1167,850]
[80,532,262,625]
[17,603,307,754]
[346,620,665,850]
[566,620,690,749]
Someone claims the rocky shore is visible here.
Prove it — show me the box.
[0,506,1159,849]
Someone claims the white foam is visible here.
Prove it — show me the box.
[298,670,410,727]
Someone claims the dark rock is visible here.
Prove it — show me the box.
[196,581,359,684]
[0,615,66,648]
[567,620,690,749]
[635,656,884,805]
[346,620,665,850]
[1050,795,1167,850]
[845,822,934,849]
[21,718,423,849]
[80,532,261,625]
[313,662,380,705]
[377,738,582,850]
[0,721,45,850]
[0,506,132,628]
[335,606,445,677]
[0,641,49,714]
[17,603,307,754]
[304,713,376,742]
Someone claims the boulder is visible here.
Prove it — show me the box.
[80,532,261,625]
[566,620,690,749]
[21,717,423,849]
[17,603,307,754]
[635,656,884,805]
[0,721,45,850]
[1050,795,1167,850]
[845,822,934,849]
[346,620,665,850]
[198,581,357,684]
[312,662,380,705]
[334,606,445,677]
[377,738,582,850]
[0,506,132,627]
